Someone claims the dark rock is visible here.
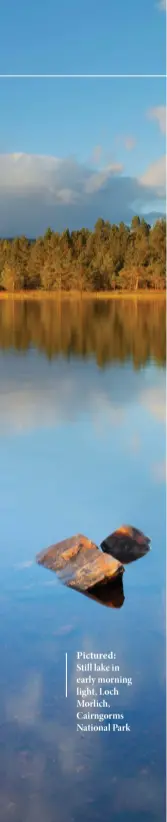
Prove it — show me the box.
[101,525,151,564]
[36,533,124,592]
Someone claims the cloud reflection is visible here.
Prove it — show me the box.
[0,356,165,437]
[140,385,166,423]
[6,673,43,726]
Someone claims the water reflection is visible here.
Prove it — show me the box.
[0,296,165,366]
[85,576,125,608]
[0,298,165,822]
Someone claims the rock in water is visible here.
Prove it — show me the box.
[36,533,124,591]
[101,525,151,564]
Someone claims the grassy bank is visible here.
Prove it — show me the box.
[0,290,165,301]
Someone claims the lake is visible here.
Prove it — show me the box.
[0,296,166,822]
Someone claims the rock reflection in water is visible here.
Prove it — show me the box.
[85,575,125,608]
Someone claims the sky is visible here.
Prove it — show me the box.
[0,0,166,75]
[0,0,166,235]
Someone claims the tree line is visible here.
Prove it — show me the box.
[0,216,166,292]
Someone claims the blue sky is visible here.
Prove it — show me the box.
[0,0,166,75]
[0,78,165,172]
[0,77,165,235]
[0,0,166,234]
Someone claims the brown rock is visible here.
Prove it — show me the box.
[101,524,151,564]
[36,533,124,592]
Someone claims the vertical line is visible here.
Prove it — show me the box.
[65,652,68,697]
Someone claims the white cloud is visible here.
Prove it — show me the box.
[84,162,123,194]
[0,153,80,196]
[57,188,79,204]
[147,106,166,134]
[140,155,166,194]
[0,151,165,235]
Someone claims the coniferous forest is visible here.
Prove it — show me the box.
[0,216,166,293]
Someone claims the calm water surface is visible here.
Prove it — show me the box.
[0,298,166,822]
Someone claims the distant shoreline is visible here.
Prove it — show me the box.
[0,290,165,301]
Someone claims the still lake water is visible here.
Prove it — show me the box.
[0,297,166,822]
